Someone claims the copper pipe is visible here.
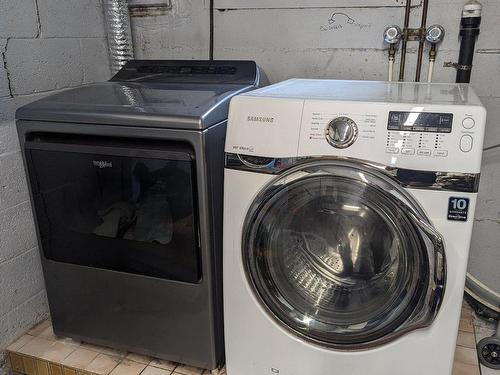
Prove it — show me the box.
[415,0,430,81]
[399,0,412,81]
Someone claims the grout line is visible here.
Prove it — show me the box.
[0,149,23,159]
[0,244,39,270]
[0,199,32,215]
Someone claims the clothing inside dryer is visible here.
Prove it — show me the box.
[27,148,200,283]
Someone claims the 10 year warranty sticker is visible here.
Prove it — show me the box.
[447,197,470,221]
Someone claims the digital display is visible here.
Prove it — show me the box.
[388,111,453,133]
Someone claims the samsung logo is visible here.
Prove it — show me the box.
[92,160,113,169]
[247,115,275,124]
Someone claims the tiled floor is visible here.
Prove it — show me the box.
[7,321,223,375]
[6,301,493,375]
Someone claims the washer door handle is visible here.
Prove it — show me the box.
[407,210,447,317]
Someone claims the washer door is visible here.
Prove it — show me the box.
[243,159,446,349]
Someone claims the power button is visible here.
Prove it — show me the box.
[462,117,475,129]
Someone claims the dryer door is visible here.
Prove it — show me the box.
[243,159,446,349]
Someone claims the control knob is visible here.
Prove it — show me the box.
[325,117,358,148]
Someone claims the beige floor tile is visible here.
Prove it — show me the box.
[141,365,173,375]
[39,325,58,340]
[28,320,52,337]
[85,353,121,375]
[452,361,480,375]
[18,337,55,358]
[125,352,152,365]
[459,318,474,333]
[7,334,36,352]
[57,337,82,348]
[99,346,128,358]
[454,346,479,366]
[174,364,205,375]
[80,342,106,352]
[40,342,76,362]
[149,359,177,371]
[63,348,100,370]
[457,331,476,349]
[109,359,146,375]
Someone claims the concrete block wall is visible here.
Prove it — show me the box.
[0,0,110,372]
[132,0,500,294]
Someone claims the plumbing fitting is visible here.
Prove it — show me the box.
[383,26,402,81]
[425,25,445,82]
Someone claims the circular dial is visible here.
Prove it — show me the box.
[325,117,358,148]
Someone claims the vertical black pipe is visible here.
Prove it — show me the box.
[209,0,214,60]
[415,0,429,82]
[456,13,481,83]
[399,0,412,81]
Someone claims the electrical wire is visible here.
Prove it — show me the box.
[483,144,500,152]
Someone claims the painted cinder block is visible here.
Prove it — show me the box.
[0,247,45,318]
[131,0,210,59]
[0,0,38,39]
[80,38,111,83]
[0,202,37,265]
[38,0,105,38]
[0,151,30,211]
[5,38,83,95]
[0,290,49,356]
[0,120,20,156]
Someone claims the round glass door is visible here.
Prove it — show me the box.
[243,159,445,349]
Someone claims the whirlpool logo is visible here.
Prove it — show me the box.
[92,160,113,169]
[247,115,275,124]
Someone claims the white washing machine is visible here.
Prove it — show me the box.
[223,79,486,375]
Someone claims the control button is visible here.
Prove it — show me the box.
[417,149,431,156]
[325,117,358,149]
[401,148,415,155]
[460,135,474,152]
[433,150,449,157]
[462,117,475,129]
[386,147,399,154]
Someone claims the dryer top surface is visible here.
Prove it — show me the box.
[16,60,262,130]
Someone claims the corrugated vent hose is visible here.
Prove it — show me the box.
[103,0,134,75]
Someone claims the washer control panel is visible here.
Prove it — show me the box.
[385,110,478,158]
[297,99,485,173]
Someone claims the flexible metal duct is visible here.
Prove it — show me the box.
[103,0,134,75]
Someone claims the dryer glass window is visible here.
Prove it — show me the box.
[244,162,432,347]
[26,141,200,283]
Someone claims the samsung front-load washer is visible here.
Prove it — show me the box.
[16,60,266,370]
[223,79,486,375]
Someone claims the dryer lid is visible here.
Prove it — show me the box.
[16,60,262,130]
